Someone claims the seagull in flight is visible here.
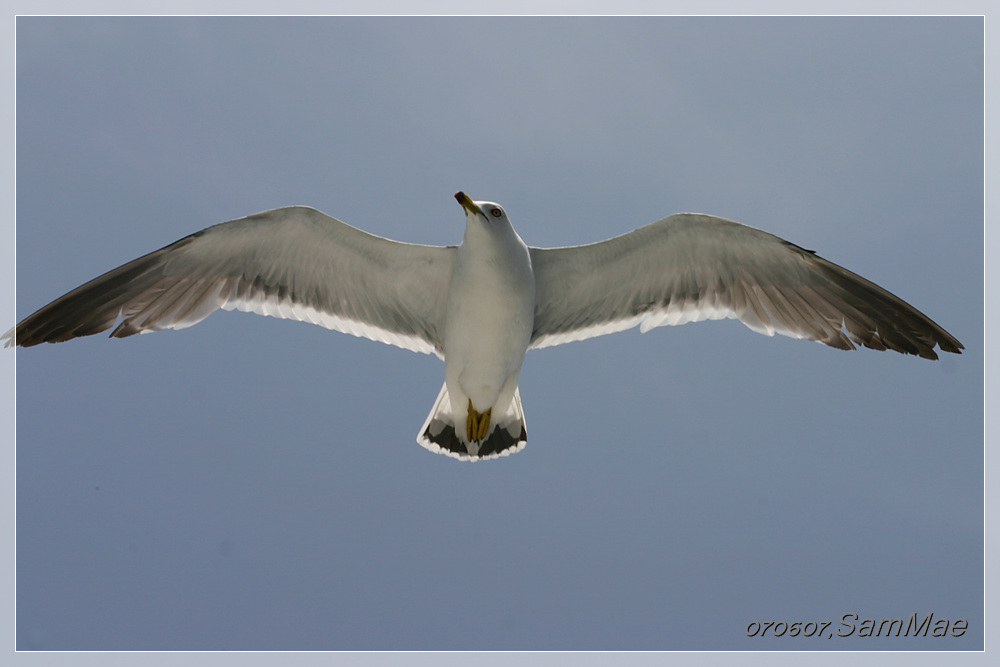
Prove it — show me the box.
[5,192,963,460]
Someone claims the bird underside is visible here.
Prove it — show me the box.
[3,202,965,465]
[418,384,527,461]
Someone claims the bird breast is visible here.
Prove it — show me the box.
[442,228,535,409]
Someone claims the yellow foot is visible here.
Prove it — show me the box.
[466,398,493,442]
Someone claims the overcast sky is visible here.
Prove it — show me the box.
[7,13,984,657]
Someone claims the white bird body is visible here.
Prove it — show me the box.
[428,195,535,458]
[5,192,963,461]
[445,199,534,411]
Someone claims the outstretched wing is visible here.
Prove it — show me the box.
[529,213,962,360]
[6,206,455,356]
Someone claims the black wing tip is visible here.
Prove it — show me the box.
[821,327,963,360]
[5,314,126,347]
[808,258,964,360]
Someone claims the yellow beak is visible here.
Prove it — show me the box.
[455,191,485,217]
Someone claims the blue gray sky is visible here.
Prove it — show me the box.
[8,14,984,655]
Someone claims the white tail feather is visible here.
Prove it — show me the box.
[417,383,527,461]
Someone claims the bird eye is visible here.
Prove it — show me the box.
[491,208,502,218]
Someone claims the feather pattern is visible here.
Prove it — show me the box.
[529,213,962,359]
[5,206,455,355]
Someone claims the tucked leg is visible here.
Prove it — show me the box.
[466,398,492,442]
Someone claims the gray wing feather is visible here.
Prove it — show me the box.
[529,213,962,360]
[6,206,455,355]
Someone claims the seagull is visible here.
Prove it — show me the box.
[5,192,963,460]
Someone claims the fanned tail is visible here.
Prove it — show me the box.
[417,383,527,461]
